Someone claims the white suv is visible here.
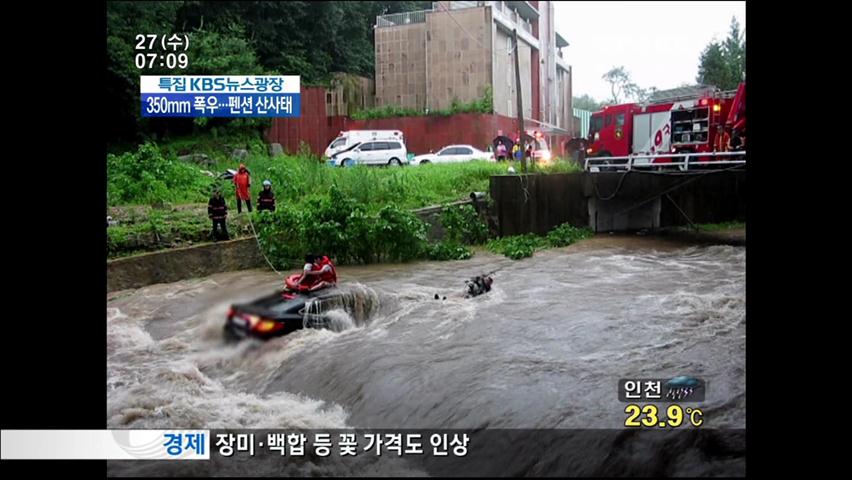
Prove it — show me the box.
[328,140,408,167]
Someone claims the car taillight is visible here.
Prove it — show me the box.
[255,320,280,333]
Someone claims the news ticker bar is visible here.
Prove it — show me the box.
[2,430,470,460]
[4,429,746,478]
[1,430,209,460]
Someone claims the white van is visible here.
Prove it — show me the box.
[324,130,404,158]
[328,139,408,167]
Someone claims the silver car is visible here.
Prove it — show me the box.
[412,145,494,165]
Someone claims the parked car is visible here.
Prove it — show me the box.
[326,140,408,167]
[411,145,494,165]
[324,130,404,159]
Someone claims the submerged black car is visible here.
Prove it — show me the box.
[224,288,341,341]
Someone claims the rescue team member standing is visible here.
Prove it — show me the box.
[716,126,731,152]
[233,163,252,213]
[496,141,508,161]
[728,129,744,151]
[257,180,276,212]
[208,188,229,241]
[512,142,522,161]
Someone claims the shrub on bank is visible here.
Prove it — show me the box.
[253,186,429,269]
[546,223,593,247]
[441,203,489,245]
[426,241,473,261]
[487,223,593,260]
[107,143,212,206]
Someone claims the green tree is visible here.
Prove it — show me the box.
[107,1,433,145]
[723,17,745,83]
[573,94,601,112]
[696,16,745,89]
[601,66,646,104]
[188,26,263,75]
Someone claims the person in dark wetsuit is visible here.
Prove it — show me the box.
[465,275,494,298]
[434,274,494,300]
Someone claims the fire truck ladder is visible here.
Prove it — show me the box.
[643,85,718,105]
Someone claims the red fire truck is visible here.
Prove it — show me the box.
[586,83,745,165]
[726,82,746,150]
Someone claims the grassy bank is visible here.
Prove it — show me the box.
[108,140,582,210]
[106,139,584,261]
[695,221,745,232]
[107,206,257,259]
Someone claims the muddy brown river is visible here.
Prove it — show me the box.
[107,236,745,437]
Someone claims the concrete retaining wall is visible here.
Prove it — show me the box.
[490,170,746,235]
[107,238,266,293]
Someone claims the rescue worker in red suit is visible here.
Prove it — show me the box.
[233,164,252,213]
[297,254,338,291]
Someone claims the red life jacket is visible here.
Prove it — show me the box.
[234,169,251,200]
[318,256,337,283]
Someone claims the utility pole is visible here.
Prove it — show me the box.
[512,28,527,173]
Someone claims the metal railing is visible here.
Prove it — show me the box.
[584,151,746,172]
[376,10,428,27]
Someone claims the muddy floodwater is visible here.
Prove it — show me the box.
[107,236,744,429]
[107,236,745,475]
